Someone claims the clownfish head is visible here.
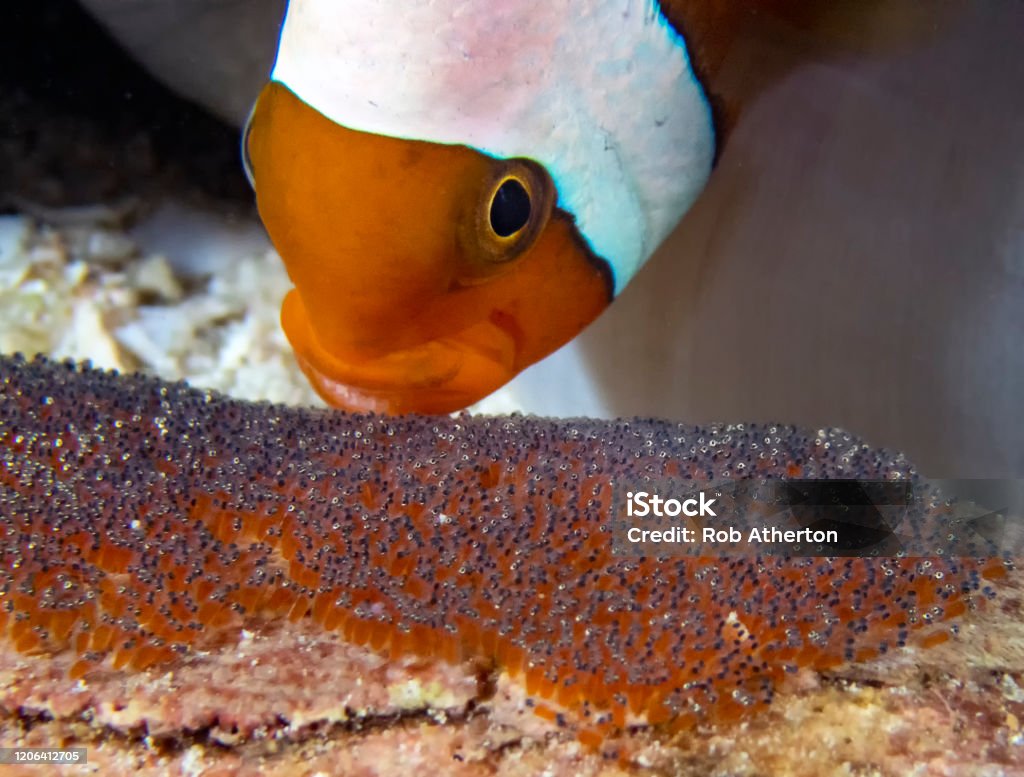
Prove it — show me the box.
[245,0,716,414]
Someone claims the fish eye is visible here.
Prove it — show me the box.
[459,158,555,282]
[489,178,531,238]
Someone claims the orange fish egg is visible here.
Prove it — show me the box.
[0,355,1009,751]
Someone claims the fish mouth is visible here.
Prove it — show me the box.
[282,291,520,415]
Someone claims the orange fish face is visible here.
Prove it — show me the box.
[246,83,612,414]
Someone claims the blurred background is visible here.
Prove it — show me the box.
[3,1,1022,477]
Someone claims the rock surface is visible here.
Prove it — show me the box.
[2,579,1024,775]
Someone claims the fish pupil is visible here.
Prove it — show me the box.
[490,178,531,237]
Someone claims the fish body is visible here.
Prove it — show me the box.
[247,0,720,413]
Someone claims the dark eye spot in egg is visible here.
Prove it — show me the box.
[490,178,531,237]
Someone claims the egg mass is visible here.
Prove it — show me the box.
[0,355,1007,747]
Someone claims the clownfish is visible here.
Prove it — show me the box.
[245,1,755,414]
